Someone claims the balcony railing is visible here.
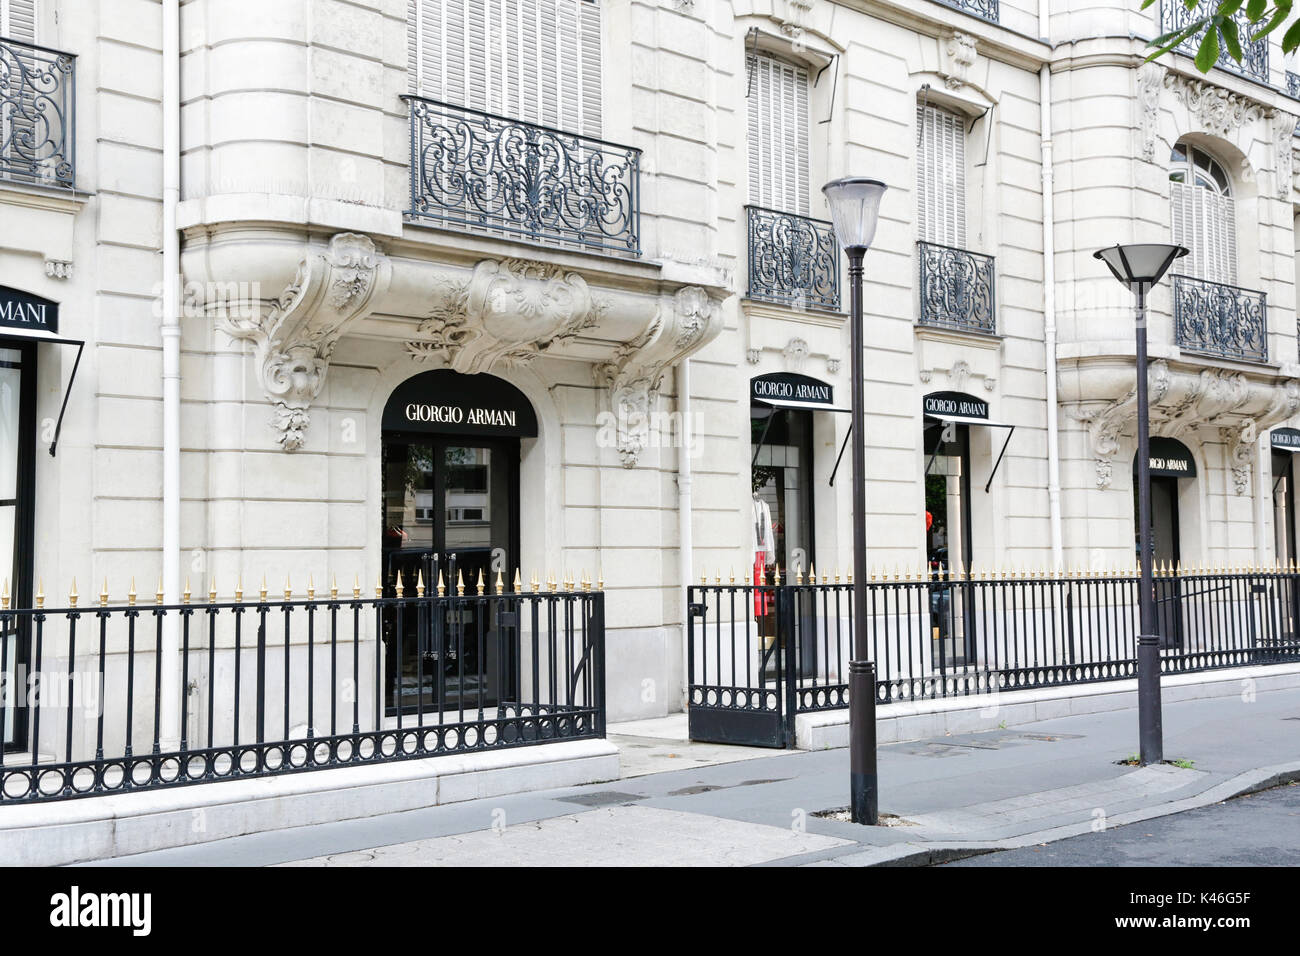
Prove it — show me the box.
[0,36,76,189]
[1173,275,1268,363]
[917,241,996,334]
[1161,1,1268,83]
[932,0,999,24]
[746,206,840,312]
[1288,71,1300,98]
[403,95,641,256]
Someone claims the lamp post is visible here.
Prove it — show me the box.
[1093,243,1188,767]
[823,177,887,824]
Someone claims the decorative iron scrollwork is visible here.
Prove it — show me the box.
[1161,1,1268,83]
[1173,275,1267,364]
[0,37,75,188]
[404,95,641,256]
[746,206,840,312]
[917,241,996,335]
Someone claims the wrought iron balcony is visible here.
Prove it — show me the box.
[1288,71,1300,99]
[403,95,641,256]
[931,0,999,24]
[746,206,840,312]
[0,36,76,189]
[1160,1,1268,83]
[1172,275,1267,363]
[917,241,996,335]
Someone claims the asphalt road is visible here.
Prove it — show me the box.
[946,782,1300,866]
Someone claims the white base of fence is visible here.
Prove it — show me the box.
[795,663,1300,751]
[0,739,620,867]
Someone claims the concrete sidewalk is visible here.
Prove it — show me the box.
[86,684,1300,867]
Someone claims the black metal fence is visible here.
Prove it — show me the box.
[403,94,641,256]
[1172,275,1267,363]
[688,568,1300,748]
[917,241,996,335]
[0,576,605,802]
[746,206,840,312]
[0,36,76,188]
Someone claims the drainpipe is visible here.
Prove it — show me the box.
[1039,1,1063,570]
[677,359,693,712]
[160,0,182,747]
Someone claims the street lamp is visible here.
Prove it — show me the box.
[1093,242,1188,767]
[823,176,887,824]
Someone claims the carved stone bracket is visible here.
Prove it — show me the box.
[221,233,393,451]
[1276,110,1299,200]
[1137,62,1165,163]
[595,287,723,468]
[1221,420,1257,495]
[405,258,607,372]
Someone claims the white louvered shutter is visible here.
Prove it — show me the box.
[916,103,967,248]
[1170,181,1237,285]
[1,0,37,42]
[408,0,602,138]
[747,54,810,215]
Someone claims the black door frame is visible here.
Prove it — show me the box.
[2,338,36,754]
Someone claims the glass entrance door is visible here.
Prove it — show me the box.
[1136,476,1183,648]
[381,438,519,717]
[924,421,974,666]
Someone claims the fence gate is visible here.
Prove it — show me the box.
[686,584,797,748]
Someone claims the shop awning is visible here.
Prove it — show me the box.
[752,395,851,414]
[0,326,84,458]
[922,411,1016,494]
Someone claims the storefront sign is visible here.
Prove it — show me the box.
[751,372,833,407]
[382,369,538,438]
[0,286,59,335]
[1272,428,1300,451]
[923,391,989,420]
[1137,437,1197,477]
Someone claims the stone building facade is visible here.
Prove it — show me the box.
[4,0,1300,727]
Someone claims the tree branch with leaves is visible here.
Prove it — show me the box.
[1145,0,1300,72]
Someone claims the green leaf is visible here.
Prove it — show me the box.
[1195,25,1220,72]
[1245,0,1267,20]
[1254,0,1294,39]
[1222,17,1243,61]
[1140,0,1157,8]
[1283,16,1300,52]
[1219,0,1245,15]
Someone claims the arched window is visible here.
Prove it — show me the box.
[1169,142,1236,285]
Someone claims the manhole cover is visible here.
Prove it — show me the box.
[559,790,645,807]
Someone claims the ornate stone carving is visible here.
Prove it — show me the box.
[1137,62,1165,163]
[1164,74,1268,138]
[221,233,392,451]
[746,348,761,366]
[596,286,723,467]
[950,359,971,392]
[784,337,810,371]
[1276,111,1298,200]
[944,32,977,90]
[44,259,72,280]
[827,357,841,375]
[1221,420,1257,495]
[1071,361,1300,490]
[405,258,605,372]
[780,0,813,38]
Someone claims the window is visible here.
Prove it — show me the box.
[916,103,967,248]
[407,0,602,138]
[747,53,810,215]
[1169,142,1236,285]
[0,0,36,41]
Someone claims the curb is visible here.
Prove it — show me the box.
[810,760,1300,867]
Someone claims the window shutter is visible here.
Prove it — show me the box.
[1170,180,1236,285]
[746,54,809,215]
[1,0,38,42]
[408,1,601,138]
[916,103,966,247]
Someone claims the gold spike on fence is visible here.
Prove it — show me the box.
[99,578,108,608]
[457,569,466,596]
[729,567,736,584]
[331,575,338,600]
[774,565,782,586]
[183,577,192,605]
[36,578,44,609]
[597,568,605,590]
[353,574,361,599]
[394,571,404,599]
[307,575,315,601]
[210,577,218,603]
[437,570,446,597]
[744,567,752,585]
[236,575,244,603]
[416,569,425,598]
[475,569,484,595]
[68,577,77,608]
[2,577,10,611]
[512,569,521,594]
[156,577,164,605]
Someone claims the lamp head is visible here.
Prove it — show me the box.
[821,177,888,253]
[1093,243,1189,294]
